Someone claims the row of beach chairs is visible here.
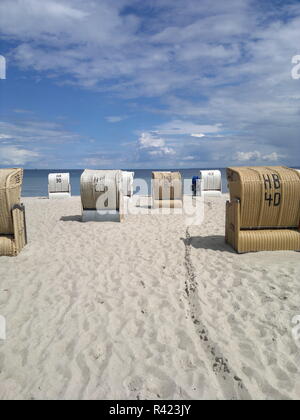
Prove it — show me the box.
[0,167,299,256]
[48,170,222,200]
[48,171,135,199]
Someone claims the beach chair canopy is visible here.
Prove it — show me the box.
[227,166,300,229]
[80,170,123,211]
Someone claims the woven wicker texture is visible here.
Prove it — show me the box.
[227,166,300,228]
[225,200,239,251]
[12,206,26,254]
[152,172,183,202]
[0,168,23,234]
[225,195,300,253]
[80,170,122,211]
[238,229,300,253]
[226,200,300,253]
[226,167,300,253]
[0,235,16,256]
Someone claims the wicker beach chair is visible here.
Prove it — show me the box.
[80,170,125,222]
[152,172,183,208]
[226,166,300,253]
[0,168,27,256]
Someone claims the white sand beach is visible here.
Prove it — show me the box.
[0,195,300,400]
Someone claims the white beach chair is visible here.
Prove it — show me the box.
[80,170,125,222]
[198,170,222,197]
[48,173,71,199]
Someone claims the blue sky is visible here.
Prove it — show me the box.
[0,0,300,169]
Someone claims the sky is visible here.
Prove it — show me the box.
[0,0,300,169]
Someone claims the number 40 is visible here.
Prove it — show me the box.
[265,192,281,207]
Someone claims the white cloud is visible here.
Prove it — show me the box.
[235,151,261,161]
[0,0,90,39]
[138,132,165,149]
[235,150,283,162]
[0,0,256,95]
[191,133,205,138]
[262,152,283,162]
[0,120,81,144]
[156,120,222,136]
[0,118,97,168]
[105,116,128,123]
[13,109,33,114]
[137,131,176,160]
[149,147,175,156]
[0,1,300,166]
[0,134,13,140]
[0,146,39,165]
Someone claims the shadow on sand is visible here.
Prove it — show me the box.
[181,235,235,253]
[60,215,82,222]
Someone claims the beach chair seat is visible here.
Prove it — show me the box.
[226,167,300,253]
[0,235,15,256]
[0,168,27,257]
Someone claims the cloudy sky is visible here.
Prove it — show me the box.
[0,0,299,169]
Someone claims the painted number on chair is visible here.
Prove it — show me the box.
[264,174,281,207]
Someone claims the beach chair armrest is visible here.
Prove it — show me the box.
[12,204,27,253]
[225,199,241,251]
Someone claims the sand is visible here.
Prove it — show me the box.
[0,195,299,400]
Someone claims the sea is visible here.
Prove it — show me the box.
[22,168,229,197]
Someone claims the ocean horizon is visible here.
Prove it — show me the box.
[22,168,229,197]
